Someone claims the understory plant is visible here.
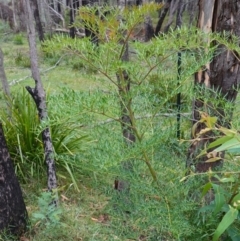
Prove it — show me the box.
[188,115,240,240]
[1,88,88,189]
[42,3,216,182]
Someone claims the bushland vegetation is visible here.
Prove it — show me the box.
[1,2,240,241]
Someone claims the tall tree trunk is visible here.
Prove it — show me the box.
[24,0,58,192]
[187,0,240,172]
[0,123,28,236]
[0,49,10,98]
[144,15,154,42]
[162,0,179,33]
[186,0,198,27]
[14,0,26,31]
[32,0,44,41]
[69,0,76,38]
[11,0,18,30]
[82,0,99,44]
[155,0,172,35]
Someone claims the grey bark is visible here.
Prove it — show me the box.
[24,0,57,191]
[186,0,198,26]
[163,0,179,33]
[15,0,26,31]
[11,0,17,29]
[0,122,28,236]
[175,0,185,29]
[0,3,14,29]
[32,0,45,41]
[0,49,10,98]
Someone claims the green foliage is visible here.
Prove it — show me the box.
[3,4,240,241]
[13,33,24,45]
[1,88,89,188]
[32,192,62,227]
[0,21,14,43]
[42,5,217,182]
[40,9,240,240]
[2,89,42,180]
[198,175,240,241]
[193,124,240,240]
[14,50,31,68]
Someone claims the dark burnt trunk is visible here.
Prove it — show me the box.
[155,0,172,35]
[82,0,99,45]
[144,16,154,42]
[175,0,184,139]
[69,0,76,38]
[0,123,28,236]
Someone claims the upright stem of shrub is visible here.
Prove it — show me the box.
[175,0,184,139]
[24,0,57,193]
[117,29,157,183]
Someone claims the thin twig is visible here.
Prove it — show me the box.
[9,55,65,86]
[90,112,191,127]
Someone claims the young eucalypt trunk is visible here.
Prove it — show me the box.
[24,0,57,194]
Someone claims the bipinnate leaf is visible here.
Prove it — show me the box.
[213,206,238,241]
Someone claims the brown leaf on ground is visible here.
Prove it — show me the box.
[20,236,30,241]
[91,213,110,223]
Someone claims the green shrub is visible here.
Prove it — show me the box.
[1,88,89,187]
[13,33,24,45]
[32,191,62,228]
[15,51,31,68]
